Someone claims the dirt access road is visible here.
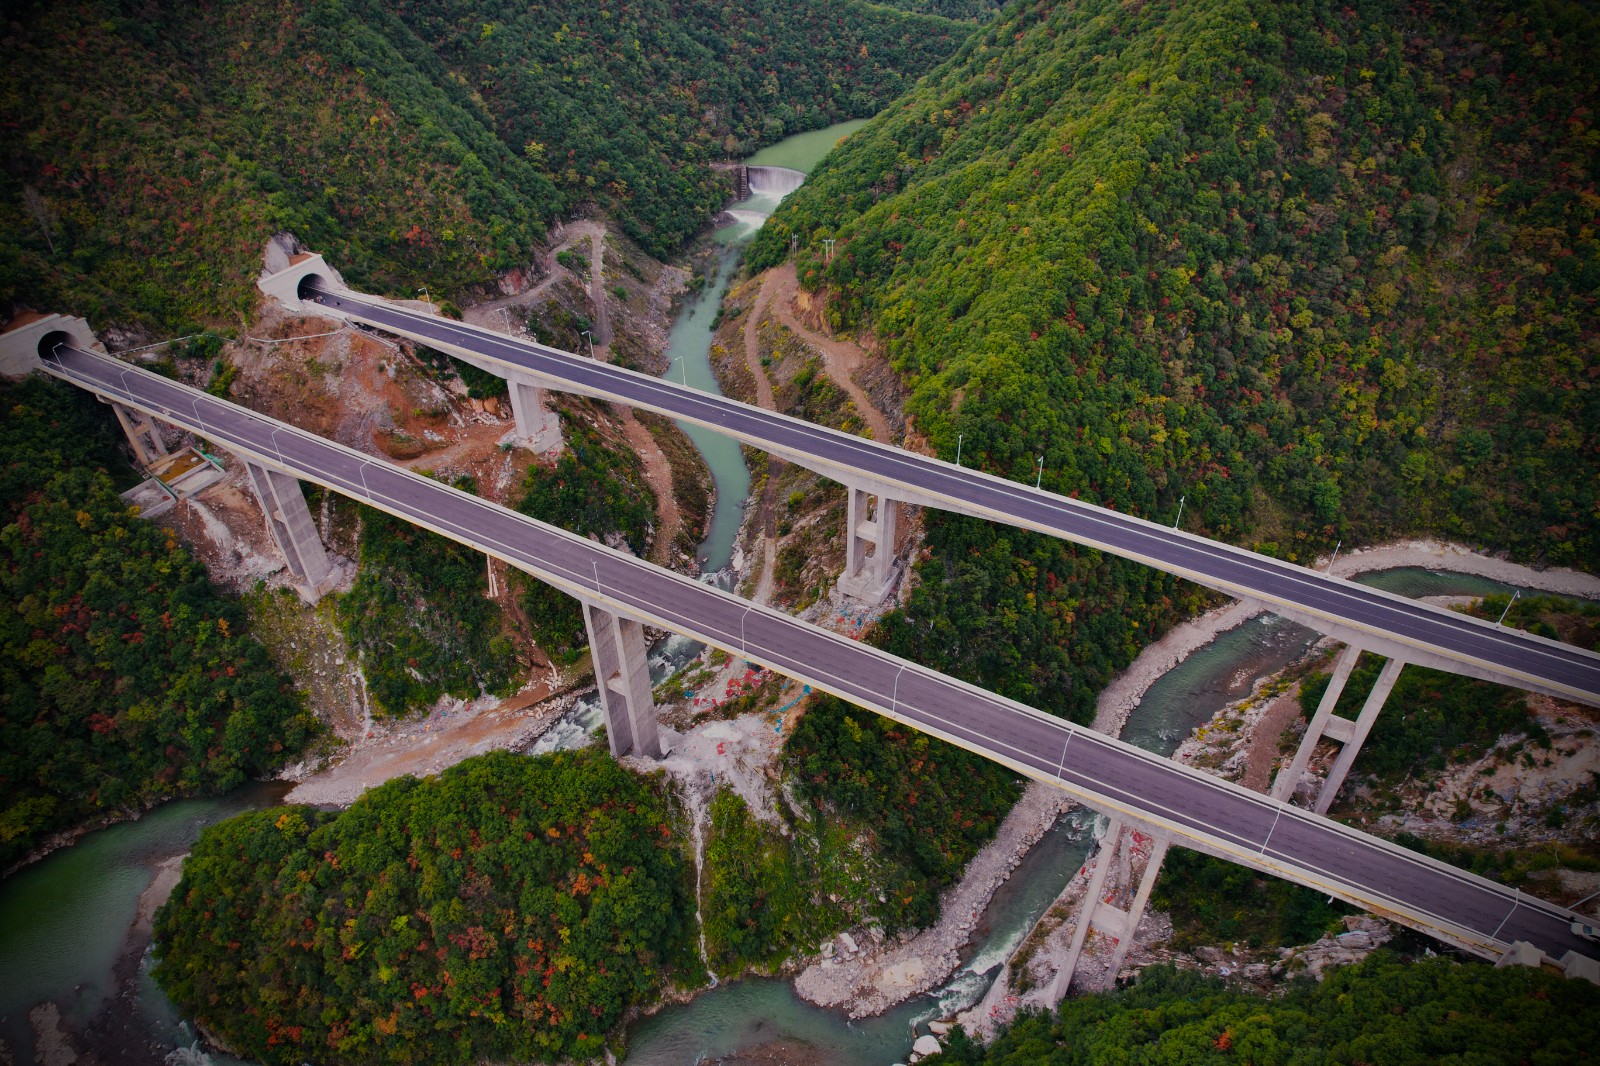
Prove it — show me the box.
[747,263,893,443]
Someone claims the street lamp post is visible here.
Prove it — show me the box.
[500,307,515,334]
[1173,494,1186,530]
[1496,589,1522,626]
[955,432,963,467]
[1035,455,1044,490]
[418,286,433,314]
[581,330,595,359]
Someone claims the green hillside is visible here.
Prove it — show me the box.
[926,954,1599,1065]
[0,0,967,332]
[753,0,1599,721]
[0,378,317,868]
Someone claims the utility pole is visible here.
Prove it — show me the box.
[1035,455,1044,489]
[823,238,835,263]
[500,307,515,334]
[1496,589,1521,626]
[1173,494,1186,530]
[955,432,963,467]
[418,286,433,314]
[1326,539,1341,574]
[581,330,595,359]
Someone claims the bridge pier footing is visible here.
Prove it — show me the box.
[583,601,662,760]
[1046,819,1170,1003]
[837,486,898,603]
[507,373,563,454]
[244,460,337,602]
[1271,645,1403,813]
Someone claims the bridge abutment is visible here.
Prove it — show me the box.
[243,460,337,602]
[583,601,663,760]
[1046,819,1170,1002]
[837,486,899,603]
[1271,645,1404,813]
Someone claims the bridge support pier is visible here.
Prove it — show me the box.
[583,601,663,760]
[837,486,898,603]
[507,373,563,454]
[113,403,170,467]
[243,460,336,602]
[1046,819,1170,1002]
[1272,645,1404,814]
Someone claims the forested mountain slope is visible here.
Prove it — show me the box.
[0,378,317,868]
[752,0,1599,722]
[0,0,966,332]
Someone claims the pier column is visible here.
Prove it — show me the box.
[507,372,563,453]
[1047,820,1170,1002]
[113,403,169,467]
[837,486,898,603]
[1271,645,1404,813]
[244,460,335,601]
[1314,657,1404,814]
[583,602,663,760]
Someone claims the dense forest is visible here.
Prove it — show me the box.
[926,955,1600,1064]
[0,377,316,868]
[0,0,967,333]
[153,750,697,1065]
[752,0,1600,724]
[336,485,521,716]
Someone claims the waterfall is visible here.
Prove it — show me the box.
[686,779,720,988]
[746,166,806,198]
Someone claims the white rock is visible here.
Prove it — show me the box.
[913,1035,942,1057]
[928,1021,951,1035]
[839,931,859,954]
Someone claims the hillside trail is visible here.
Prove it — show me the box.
[463,219,609,332]
[760,262,893,444]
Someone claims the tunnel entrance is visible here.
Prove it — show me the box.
[296,272,330,302]
[36,330,76,360]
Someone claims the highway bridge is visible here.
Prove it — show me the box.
[280,270,1600,711]
[35,341,1599,978]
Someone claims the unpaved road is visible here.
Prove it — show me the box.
[756,264,893,443]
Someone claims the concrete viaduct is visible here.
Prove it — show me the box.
[5,256,1597,994]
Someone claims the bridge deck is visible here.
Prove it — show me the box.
[43,345,1596,968]
[306,285,1600,707]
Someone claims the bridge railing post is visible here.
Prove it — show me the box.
[582,601,663,760]
[243,460,336,602]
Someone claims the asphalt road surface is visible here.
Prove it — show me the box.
[308,285,1600,706]
[45,345,1595,967]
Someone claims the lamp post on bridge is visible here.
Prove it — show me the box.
[955,432,963,467]
[581,330,595,359]
[1173,494,1186,530]
[1497,588,1522,626]
[500,307,515,334]
[1035,455,1044,490]
[418,286,433,314]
